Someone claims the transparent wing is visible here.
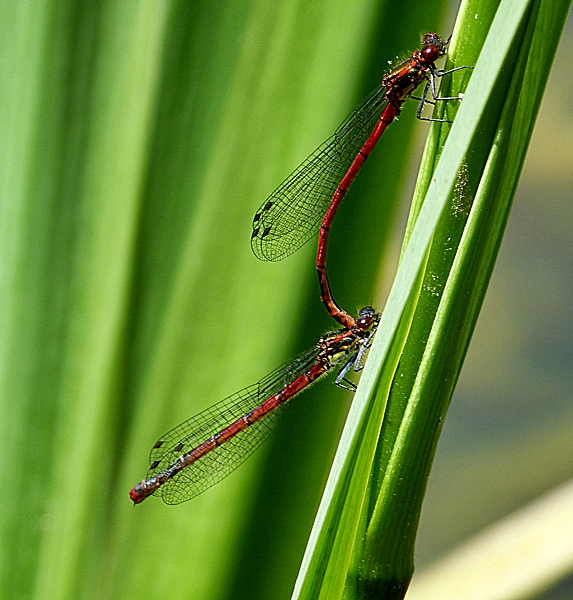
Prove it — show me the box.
[251,84,388,262]
[146,345,322,504]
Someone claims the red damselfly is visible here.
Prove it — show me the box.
[251,32,470,328]
[130,306,379,505]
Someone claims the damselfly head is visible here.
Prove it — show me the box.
[356,306,380,331]
[421,32,439,45]
[419,32,445,64]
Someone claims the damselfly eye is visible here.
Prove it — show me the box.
[357,316,373,329]
[421,45,440,63]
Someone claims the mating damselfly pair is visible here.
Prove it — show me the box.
[130,32,470,505]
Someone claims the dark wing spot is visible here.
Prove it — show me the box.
[262,226,271,238]
[252,227,260,239]
[174,443,184,452]
[153,440,164,449]
[263,201,273,211]
[150,460,160,469]
[253,213,261,223]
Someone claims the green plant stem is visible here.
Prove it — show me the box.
[354,0,571,596]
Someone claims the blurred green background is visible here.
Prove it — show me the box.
[0,1,571,599]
